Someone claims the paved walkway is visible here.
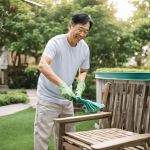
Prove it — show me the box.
[0,89,38,117]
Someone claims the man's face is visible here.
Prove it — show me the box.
[69,22,90,44]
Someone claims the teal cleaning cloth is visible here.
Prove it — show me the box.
[72,96,105,113]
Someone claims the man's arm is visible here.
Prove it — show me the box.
[75,68,88,98]
[38,55,75,100]
[78,68,88,82]
[38,55,64,86]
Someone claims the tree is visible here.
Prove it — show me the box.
[1,0,136,69]
[78,3,130,71]
[0,0,10,54]
[129,0,150,21]
[123,0,150,68]
[124,18,150,68]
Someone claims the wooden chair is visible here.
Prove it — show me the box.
[53,82,150,150]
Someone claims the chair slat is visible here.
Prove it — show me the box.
[96,80,149,134]
[128,84,136,132]
[124,147,142,150]
[62,136,92,150]
[137,85,147,133]
[126,93,130,131]
[66,132,99,145]
[120,84,128,129]
[111,92,119,128]
[116,83,124,129]
[108,80,114,112]
[65,128,138,146]
[145,96,150,133]
[63,142,85,150]
[96,79,103,104]
[133,94,140,132]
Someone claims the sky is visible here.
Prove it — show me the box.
[108,0,137,21]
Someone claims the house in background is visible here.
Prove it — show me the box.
[0,46,11,89]
[0,46,39,89]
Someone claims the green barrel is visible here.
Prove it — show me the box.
[94,72,150,81]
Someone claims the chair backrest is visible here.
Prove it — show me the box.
[97,79,150,134]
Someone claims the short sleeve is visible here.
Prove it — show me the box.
[42,39,57,60]
[80,48,90,69]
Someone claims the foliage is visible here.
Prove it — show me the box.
[0,0,46,65]
[1,0,133,69]
[0,0,10,48]
[0,50,3,56]
[0,89,29,106]
[8,65,40,89]
[1,0,150,79]
[124,18,150,55]
[14,88,27,94]
[8,76,26,89]
[0,90,7,94]
[124,0,150,68]
[96,67,150,72]
[129,0,150,21]
[83,5,125,71]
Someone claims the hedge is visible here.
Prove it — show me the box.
[0,89,29,106]
[96,68,150,72]
[8,65,40,89]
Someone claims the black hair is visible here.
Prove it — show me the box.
[71,12,93,30]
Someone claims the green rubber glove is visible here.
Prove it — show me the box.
[58,82,75,100]
[75,81,86,99]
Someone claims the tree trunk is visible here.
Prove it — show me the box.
[35,56,38,65]
[18,53,21,66]
[137,55,141,69]
[14,52,18,66]
[25,55,27,64]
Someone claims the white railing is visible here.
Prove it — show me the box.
[0,51,11,69]
[0,46,11,85]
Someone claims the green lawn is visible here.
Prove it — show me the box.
[0,108,98,150]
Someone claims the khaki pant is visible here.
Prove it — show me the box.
[34,97,76,150]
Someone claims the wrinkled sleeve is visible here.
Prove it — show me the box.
[42,39,57,60]
[80,47,90,69]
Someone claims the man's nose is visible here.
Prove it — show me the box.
[80,31,85,37]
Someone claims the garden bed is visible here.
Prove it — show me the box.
[0,89,29,106]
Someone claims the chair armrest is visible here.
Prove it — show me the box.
[53,112,112,124]
[91,134,150,150]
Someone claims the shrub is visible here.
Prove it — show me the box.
[8,65,40,89]
[96,68,150,72]
[0,94,10,106]
[16,89,27,94]
[0,90,29,106]
[8,76,26,89]
[0,91,7,94]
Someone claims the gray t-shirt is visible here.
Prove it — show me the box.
[37,34,90,104]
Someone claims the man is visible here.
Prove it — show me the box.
[34,12,93,150]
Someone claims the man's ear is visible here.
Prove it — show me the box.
[68,22,72,30]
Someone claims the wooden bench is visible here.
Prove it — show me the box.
[53,81,150,150]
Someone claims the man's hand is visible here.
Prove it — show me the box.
[75,81,86,99]
[58,82,75,100]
